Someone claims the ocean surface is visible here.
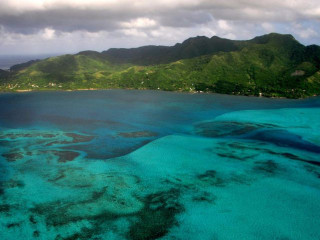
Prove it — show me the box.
[0,90,319,240]
[0,54,58,70]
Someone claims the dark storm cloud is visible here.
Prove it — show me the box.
[0,0,319,55]
[0,3,213,34]
[0,0,317,34]
[0,7,134,34]
[156,9,213,28]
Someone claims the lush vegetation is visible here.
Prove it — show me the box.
[1,33,320,98]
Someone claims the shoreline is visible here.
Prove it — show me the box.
[0,88,317,100]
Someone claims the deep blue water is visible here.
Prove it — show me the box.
[0,90,320,240]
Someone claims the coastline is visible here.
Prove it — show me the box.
[0,87,317,100]
[1,88,100,93]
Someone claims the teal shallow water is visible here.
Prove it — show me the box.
[0,90,320,239]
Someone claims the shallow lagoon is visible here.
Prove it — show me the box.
[0,90,319,240]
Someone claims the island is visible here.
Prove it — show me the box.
[0,33,319,98]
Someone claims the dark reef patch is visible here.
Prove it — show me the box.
[192,191,216,203]
[129,188,183,240]
[66,133,95,143]
[209,141,260,162]
[2,152,24,162]
[280,152,305,161]
[217,140,320,167]
[118,131,158,138]
[47,168,92,188]
[31,201,100,228]
[227,141,268,149]
[52,150,80,163]
[33,231,40,238]
[0,140,11,147]
[304,165,320,178]
[53,226,104,240]
[0,204,10,213]
[46,133,95,146]
[265,151,320,167]
[197,170,225,187]
[7,222,21,228]
[229,173,252,185]
[0,179,25,189]
[281,153,320,167]
[216,152,258,161]
[0,132,58,140]
[254,160,278,174]
[245,130,320,154]
[45,141,69,146]
[29,215,37,224]
[194,121,276,138]
[31,196,127,239]
[31,172,142,236]
[54,228,93,240]
[48,171,67,183]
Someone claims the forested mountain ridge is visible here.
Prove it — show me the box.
[1,33,319,98]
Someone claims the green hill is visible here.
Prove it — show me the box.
[0,69,10,81]
[1,33,319,98]
[102,36,239,65]
[9,59,41,72]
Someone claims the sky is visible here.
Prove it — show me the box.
[0,0,319,55]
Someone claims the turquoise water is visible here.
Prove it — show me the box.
[0,90,319,240]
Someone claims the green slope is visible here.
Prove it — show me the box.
[0,69,10,81]
[1,33,320,98]
[102,35,239,65]
[5,53,132,90]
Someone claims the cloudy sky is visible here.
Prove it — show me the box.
[0,0,320,55]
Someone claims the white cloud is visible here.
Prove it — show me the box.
[291,22,318,39]
[0,0,319,54]
[261,22,275,32]
[42,28,55,39]
[217,20,232,31]
[121,18,157,29]
[122,28,148,38]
